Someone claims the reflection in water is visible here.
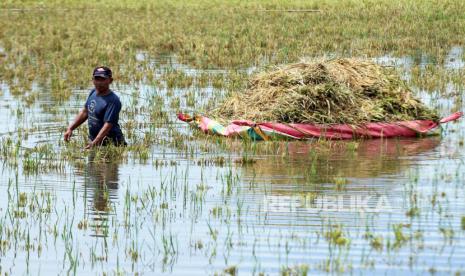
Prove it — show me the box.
[74,154,120,238]
[244,137,440,184]
[240,137,441,225]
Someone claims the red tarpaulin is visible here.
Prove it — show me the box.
[178,112,463,140]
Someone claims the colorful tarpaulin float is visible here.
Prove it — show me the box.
[177,112,462,140]
[179,58,462,140]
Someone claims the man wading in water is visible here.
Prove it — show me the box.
[64,66,126,149]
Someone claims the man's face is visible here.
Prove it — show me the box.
[93,76,113,92]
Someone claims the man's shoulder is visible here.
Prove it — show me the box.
[109,90,122,104]
[88,88,97,97]
[86,89,96,102]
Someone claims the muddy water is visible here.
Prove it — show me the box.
[0,53,464,275]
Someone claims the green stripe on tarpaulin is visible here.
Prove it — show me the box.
[247,128,264,141]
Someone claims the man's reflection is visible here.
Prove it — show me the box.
[81,153,120,238]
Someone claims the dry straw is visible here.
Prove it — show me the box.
[211,58,439,124]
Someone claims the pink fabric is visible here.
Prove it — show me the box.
[178,112,463,140]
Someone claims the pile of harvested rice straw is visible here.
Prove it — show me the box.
[210,58,439,124]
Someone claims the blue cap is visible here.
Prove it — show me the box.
[93,66,112,78]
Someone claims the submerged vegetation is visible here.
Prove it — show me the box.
[0,0,464,274]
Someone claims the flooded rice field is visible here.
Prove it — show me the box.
[0,49,464,275]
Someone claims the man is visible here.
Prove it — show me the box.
[64,66,126,149]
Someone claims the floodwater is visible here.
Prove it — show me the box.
[0,52,464,275]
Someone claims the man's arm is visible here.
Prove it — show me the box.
[64,107,88,142]
[85,122,113,149]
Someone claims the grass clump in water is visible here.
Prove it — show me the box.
[325,225,350,247]
[211,58,439,124]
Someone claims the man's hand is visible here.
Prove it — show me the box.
[84,141,94,150]
[65,108,88,142]
[84,122,113,150]
[64,128,73,142]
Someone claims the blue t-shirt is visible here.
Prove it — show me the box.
[85,89,124,143]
